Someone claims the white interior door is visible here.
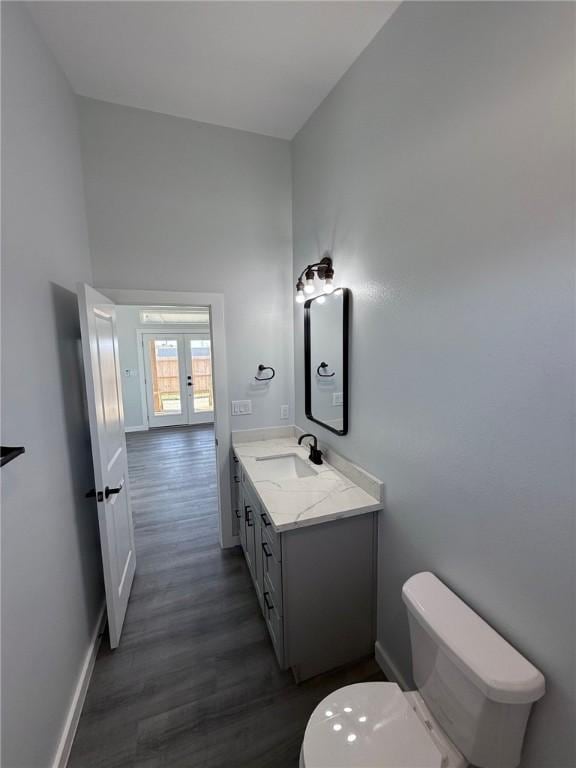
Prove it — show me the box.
[185,333,214,425]
[78,284,136,648]
[143,333,188,427]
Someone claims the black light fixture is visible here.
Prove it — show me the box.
[295,254,334,304]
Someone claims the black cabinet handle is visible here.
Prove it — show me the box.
[263,592,274,611]
[233,476,240,483]
[260,512,271,527]
[105,482,124,500]
[262,541,272,558]
[244,505,253,526]
[234,508,241,519]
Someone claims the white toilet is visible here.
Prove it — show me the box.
[300,572,545,768]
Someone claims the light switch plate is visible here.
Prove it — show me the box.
[280,405,289,419]
[232,400,252,416]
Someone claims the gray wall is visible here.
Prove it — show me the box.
[292,3,575,766]
[1,4,103,766]
[115,305,211,429]
[78,98,294,430]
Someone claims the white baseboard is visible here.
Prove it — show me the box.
[124,425,148,433]
[375,640,411,691]
[52,603,106,768]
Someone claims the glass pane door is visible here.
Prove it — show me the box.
[186,335,214,424]
[143,334,187,427]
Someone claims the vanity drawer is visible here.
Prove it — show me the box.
[263,588,284,666]
[262,540,282,614]
[261,511,282,561]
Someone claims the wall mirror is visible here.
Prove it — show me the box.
[304,288,349,435]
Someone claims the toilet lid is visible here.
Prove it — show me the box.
[302,683,443,768]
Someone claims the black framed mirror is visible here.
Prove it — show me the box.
[304,288,349,435]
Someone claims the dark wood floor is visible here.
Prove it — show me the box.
[68,425,383,768]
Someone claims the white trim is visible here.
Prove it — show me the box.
[124,425,148,433]
[100,289,233,548]
[374,640,411,691]
[52,604,106,768]
[135,330,150,430]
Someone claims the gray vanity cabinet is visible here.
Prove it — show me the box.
[231,455,241,536]
[232,450,377,681]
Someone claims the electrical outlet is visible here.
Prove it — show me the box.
[231,400,252,416]
[332,392,343,406]
[280,404,289,419]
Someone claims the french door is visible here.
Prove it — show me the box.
[143,333,214,427]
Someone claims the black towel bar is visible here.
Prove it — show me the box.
[255,364,275,381]
[317,362,335,378]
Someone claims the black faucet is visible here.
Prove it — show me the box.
[298,433,323,465]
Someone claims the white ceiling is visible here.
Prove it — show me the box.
[28,1,399,139]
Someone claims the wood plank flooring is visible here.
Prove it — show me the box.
[68,425,383,768]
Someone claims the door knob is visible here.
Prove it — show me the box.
[105,482,124,500]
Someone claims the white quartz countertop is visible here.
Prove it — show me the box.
[232,437,382,532]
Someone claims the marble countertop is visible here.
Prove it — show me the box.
[232,436,382,532]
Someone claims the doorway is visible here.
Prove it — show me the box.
[142,332,215,427]
[79,285,236,651]
[101,288,234,552]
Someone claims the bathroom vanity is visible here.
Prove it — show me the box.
[231,429,383,682]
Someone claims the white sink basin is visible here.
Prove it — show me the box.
[255,453,317,480]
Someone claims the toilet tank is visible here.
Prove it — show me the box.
[402,573,545,768]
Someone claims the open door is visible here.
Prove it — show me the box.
[78,284,136,648]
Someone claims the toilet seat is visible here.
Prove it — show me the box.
[301,683,444,768]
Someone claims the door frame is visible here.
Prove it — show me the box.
[101,288,235,549]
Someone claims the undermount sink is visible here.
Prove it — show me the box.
[255,453,317,480]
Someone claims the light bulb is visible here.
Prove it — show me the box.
[295,289,305,304]
[323,276,334,294]
[304,277,315,294]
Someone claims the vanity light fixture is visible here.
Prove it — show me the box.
[295,254,335,303]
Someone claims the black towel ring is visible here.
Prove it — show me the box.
[255,364,275,381]
[317,362,335,378]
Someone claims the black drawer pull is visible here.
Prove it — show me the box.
[244,505,254,526]
[233,476,240,483]
[260,512,271,527]
[263,592,274,611]
[234,508,241,519]
[233,456,239,463]
[262,541,272,558]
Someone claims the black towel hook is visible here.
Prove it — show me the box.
[255,364,275,381]
[317,362,335,378]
